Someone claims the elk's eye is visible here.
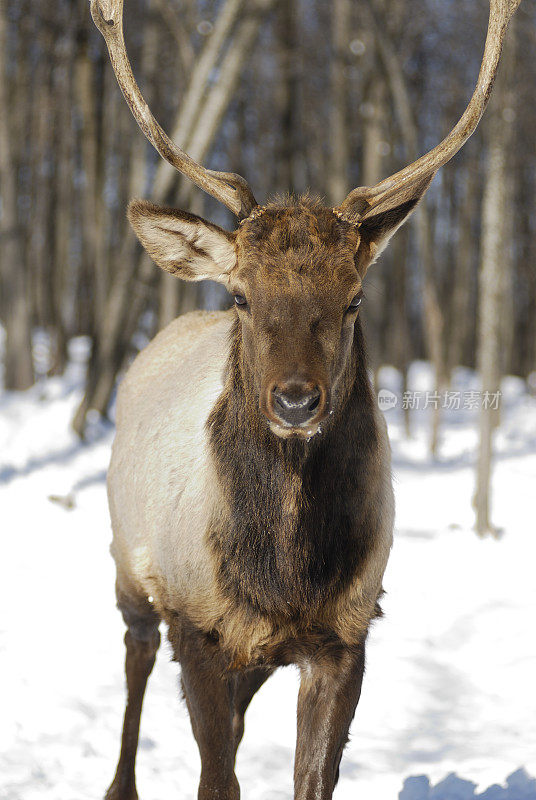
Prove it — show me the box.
[347,293,363,312]
[234,294,248,307]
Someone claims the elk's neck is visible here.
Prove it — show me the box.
[207,318,382,620]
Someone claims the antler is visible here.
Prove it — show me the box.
[336,0,522,223]
[90,0,258,219]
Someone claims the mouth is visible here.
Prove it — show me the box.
[267,419,323,440]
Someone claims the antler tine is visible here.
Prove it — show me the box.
[90,0,257,219]
[337,0,522,223]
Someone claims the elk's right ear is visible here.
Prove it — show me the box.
[128,199,237,283]
[335,175,434,277]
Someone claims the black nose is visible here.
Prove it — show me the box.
[272,386,321,427]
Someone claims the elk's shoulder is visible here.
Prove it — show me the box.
[115,310,233,423]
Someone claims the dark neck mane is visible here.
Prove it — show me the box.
[207,317,382,622]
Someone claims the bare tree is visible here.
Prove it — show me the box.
[366,0,445,454]
[327,0,350,204]
[447,167,479,377]
[474,27,516,537]
[0,0,33,390]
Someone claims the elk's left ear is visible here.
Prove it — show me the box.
[128,199,237,283]
[335,175,433,277]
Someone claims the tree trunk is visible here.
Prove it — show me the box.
[151,0,195,77]
[368,0,445,454]
[28,23,54,335]
[474,30,516,537]
[49,6,77,375]
[391,223,412,436]
[447,168,478,376]
[0,0,33,390]
[359,74,387,380]
[275,0,304,194]
[327,0,350,204]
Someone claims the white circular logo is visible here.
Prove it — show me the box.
[377,389,398,411]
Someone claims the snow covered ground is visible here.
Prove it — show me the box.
[1,340,535,800]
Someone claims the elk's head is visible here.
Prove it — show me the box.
[128,193,421,437]
[92,0,521,438]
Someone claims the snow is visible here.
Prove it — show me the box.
[1,350,535,800]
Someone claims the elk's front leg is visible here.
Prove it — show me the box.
[175,624,240,800]
[105,592,161,800]
[294,642,366,800]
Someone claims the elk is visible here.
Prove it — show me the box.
[91,1,520,798]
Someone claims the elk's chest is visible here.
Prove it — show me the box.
[208,428,379,625]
